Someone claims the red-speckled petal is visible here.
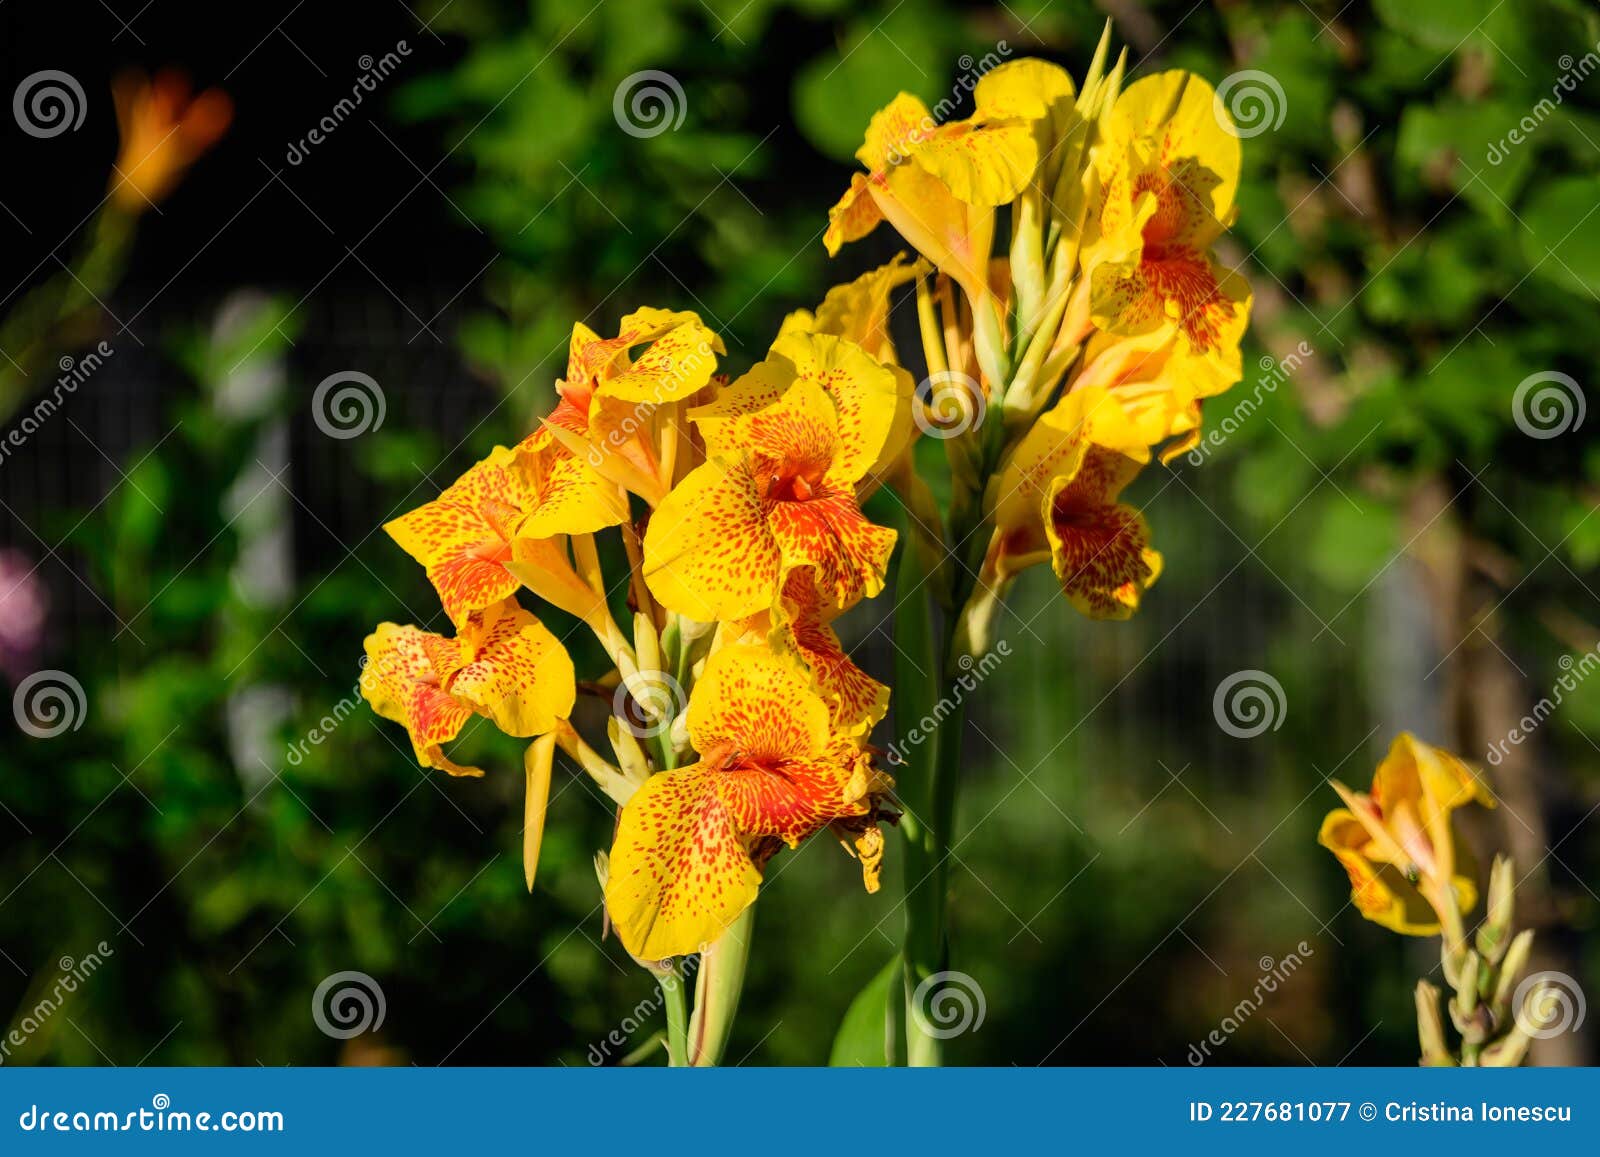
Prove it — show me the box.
[686,644,832,766]
[777,571,889,736]
[446,602,576,737]
[604,763,763,960]
[714,758,867,847]
[1045,449,1161,620]
[385,449,533,626]
[360,622,477,774]
[642,457,783,621]
[769,487,897,612]
[825,172,886,256]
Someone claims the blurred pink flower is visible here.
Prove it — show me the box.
[0,550,48,681]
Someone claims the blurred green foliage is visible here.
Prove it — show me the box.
[5,0,1597,1067]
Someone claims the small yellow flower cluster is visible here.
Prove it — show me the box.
[362,303,903,966]
[1317,735,1559,1067]
[826,31,1251,644]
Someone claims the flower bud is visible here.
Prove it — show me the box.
[1415,980,1455,1066]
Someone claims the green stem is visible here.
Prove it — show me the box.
[662,963,689,1067]
[687,902,755,1066]
[894,531,945,1066]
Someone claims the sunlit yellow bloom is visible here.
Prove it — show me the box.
[1318,733,1495,936]
[110,70,232,212]
[642,331,903,621]
[360,598,575,776]
[1068,316,1245,463]
[604,644,891,959]
[781,252,929,366]
[974,59,1085,217]
[536,308,725,505]
[988,386,1161,618]
[1085,71,1251,374]
[825,91,1037,301]
[386,440,625,630]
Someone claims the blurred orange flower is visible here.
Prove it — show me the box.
[110,69,232,212]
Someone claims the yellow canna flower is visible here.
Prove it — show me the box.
[604,644,891,960]
[987,386,1161,619]
[360,598,576,777]
[1067,319,1245,463]
[780,252,929,367]
[641,331,904,621]
[536,308,725,505]
[825,91,1037,302]
[1318,733,1496,937]
[110,69,232,213]
[1084,71,1251,376]
[385,439,625,630]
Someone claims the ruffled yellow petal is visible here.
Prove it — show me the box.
[600,307,724,403]
[384,447,533,628]
[808,252,929,364]
[605,763,763,961]
[767,332,905,483]
[1044,453,1161,620]
[1103,70,1240,228]
[974,58,1076,121]
[991,384,1147,548]
[515,443,629,538]
[446,601,576,737]
[1319,808,1444,936]
[642,456,783,621]
[858,93,932,171]
[911,119,1038,207]
[824,172,886,257]
[686,643,831,765]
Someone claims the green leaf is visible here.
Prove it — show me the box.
[794,14,945,160]
[1305,495,1400,592]
[828,955,903,1066]
[1518,175,1600,299]
[1396,101,1536,220]
[1373,0,1500,52]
